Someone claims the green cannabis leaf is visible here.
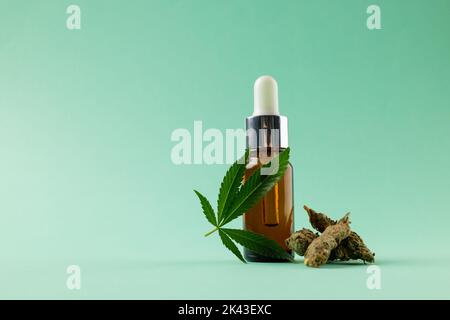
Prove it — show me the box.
[222,228,294,262]
[218,230,246,263]
[194,190,217,226]
[194,148,292,263]
[216,149,248,224]
[220,149,290,226]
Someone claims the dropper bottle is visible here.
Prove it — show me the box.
[244,75,294,262]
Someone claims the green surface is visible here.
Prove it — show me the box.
[1,0,450,299]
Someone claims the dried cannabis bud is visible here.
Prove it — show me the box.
[285,206,376,267]
[304,205,336,233]
[304,205,375,263]
[304,213,351,267]
[285,228,317,256]
[330,232,375,262]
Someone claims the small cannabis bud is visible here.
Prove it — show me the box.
[194,148,293,263]
[285,205,375,267]
[304,213,351,267]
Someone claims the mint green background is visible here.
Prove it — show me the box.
[1,0,449,299]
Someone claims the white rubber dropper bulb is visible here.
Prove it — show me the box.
[253,75,279,116]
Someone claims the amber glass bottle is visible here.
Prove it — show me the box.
[243,76,294,262]
[243,148,294,262]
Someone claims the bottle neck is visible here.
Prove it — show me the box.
[246,115,288,150]
[248,147,286,165]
